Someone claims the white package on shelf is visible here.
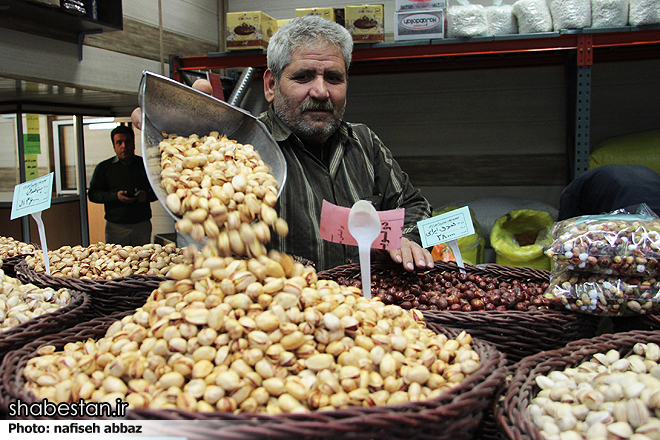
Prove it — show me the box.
[629,0,660,26]
[486,4,519,35]
[446,4,489,37]
[591,0,629,27]
[513,0,554,33]
[550,0,592,30]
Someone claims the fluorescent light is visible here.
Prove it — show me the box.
[85,117,116,124]
[89,122,119,130]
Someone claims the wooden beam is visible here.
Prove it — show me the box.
[395,154,570,186]
[84,17,218,62]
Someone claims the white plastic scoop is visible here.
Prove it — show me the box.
[347,200,381,299]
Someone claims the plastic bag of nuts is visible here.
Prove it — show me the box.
[546,268,660,316]
[546,213,660,278]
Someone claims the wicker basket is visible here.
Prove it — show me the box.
[0,310,133,417]
[0,288,91,364]
[320,260,600,365]
[14,258,165,318]
[495,330,660,440]
[1,254,30,279]
[0,313,506,440]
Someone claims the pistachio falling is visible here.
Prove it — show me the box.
[159,132,288,257]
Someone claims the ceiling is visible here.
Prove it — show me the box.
[0,76,139,116]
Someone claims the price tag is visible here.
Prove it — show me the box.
[319,200,404,250]
[417,206,475,249]
[10,173,54,275]
[10,173,54,220]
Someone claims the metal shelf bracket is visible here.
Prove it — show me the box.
[577,33,593,66]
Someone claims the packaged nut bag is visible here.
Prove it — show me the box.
[545,268,660,316]
[545,206,660,278]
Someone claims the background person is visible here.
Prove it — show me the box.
[88,124,157,246]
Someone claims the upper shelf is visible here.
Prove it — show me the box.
[172,25,660,77]
[0,0,123,42]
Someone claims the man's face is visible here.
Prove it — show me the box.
[113,133,135,163]
[264,42,347,144]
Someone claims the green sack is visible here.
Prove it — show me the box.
[432,206,485,265]
[490,209,555,270]
[590,129,660,175]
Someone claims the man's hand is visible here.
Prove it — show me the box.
[117,190,136,203]
[374,237,434,272]
[131,79,213,131]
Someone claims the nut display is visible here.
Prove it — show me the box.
[22,251,481,414]
[159,132,288,257]
[0,236,36,259]
[545,271,660,316]
[0,270,72,332]
[546,216,660,278]
[24,243,192,280]
[528,343,660,440]
[334,269,556,312]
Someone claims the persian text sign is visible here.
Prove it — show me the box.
[319,200,404,250]
[10,173,54,220]
[417,206,474,248]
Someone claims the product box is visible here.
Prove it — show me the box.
[295,7,336,21]
[395,9,445,40]
[226,11,277,51]
[277,19,292,30]
[396,0,447,11]
[345,4,385,43]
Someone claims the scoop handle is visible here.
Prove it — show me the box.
[358,244,372,299]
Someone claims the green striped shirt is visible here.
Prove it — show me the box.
[259,107,432,271]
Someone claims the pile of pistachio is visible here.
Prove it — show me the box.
[0,236,36,259]
[24,242,192,280]
[22,250,481,413]
[528,343,660,440]
[159,132,288,257]
[0,270,73,332]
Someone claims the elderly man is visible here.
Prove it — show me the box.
[134,16,434,272]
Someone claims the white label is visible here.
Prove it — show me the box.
[402,13,441,30]
[417,206,475,248]
[10,173,54,220]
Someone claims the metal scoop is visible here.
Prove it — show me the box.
[348,200,381,299]
[137,71,287,242]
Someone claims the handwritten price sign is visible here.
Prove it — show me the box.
[319,200,404,250]
[417,206,475,249]
[10,173,54,220]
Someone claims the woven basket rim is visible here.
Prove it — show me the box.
[15,257,169,291]
[0,287,91,351]
[318,260,551,284]
[2,312,506,439]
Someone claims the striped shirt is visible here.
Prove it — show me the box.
[259,107,432,271]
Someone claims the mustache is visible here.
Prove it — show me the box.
[300,99,334,112]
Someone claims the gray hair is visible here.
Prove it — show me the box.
[267,15,353,82]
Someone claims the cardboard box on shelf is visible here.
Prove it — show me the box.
[345,4,385,43]
[226,11,277,51]
[295,7,336,21]
[277,19,292,30]
[395,9,445,40]
[396,0,447,11]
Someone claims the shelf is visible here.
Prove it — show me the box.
[0,0,123,42]
[172,26,660,77]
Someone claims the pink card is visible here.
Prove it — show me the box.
[319,200,404,250]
